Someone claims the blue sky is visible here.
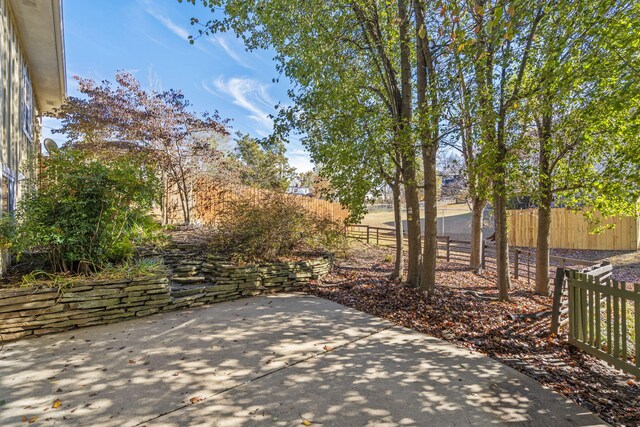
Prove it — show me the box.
[42,0,312,172]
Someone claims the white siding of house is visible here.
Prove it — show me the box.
[0,0,41,214]
[0,0,42,274]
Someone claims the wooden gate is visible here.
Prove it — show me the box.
[565,270,640,377]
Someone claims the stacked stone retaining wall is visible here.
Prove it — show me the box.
[0,255,331,343]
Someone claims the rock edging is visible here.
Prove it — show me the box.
[0,256,331,343]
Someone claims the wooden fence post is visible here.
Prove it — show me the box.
[550,267,566,336]
[446,236,451,262]
[514,249,520,279]
[481,240,486,270]
[366,225,370,244]
[376,228,379,245]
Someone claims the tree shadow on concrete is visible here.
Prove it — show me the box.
[0,295,603,426]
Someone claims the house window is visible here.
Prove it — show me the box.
[22,66,33,141]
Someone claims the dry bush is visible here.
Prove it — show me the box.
[211,192,346,261]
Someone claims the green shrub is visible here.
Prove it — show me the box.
[10,149,161,273]
[212,192,346,261]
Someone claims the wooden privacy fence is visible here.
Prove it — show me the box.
[508,208,640,250]
[565,269,639,377]
[164,179,350,225]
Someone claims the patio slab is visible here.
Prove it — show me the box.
[0,294,605,426]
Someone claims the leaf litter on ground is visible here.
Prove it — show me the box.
[306,243,639,426]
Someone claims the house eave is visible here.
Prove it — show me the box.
[8,0,67,114]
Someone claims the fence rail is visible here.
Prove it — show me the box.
[346,225,600,287]
[346,225,451,260]
[566,270,639,377]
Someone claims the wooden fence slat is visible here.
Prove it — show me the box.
[568,274,640,377]
[550,268,566,335]
[633,283,640,368]
[580,278,588,342]
[595,287,601,349]
[588,286,594,345]
[607,285,612,356]
[620,281,628,362]
[568,274,576,340]
[508,207,638,250]
[613,280,620,358]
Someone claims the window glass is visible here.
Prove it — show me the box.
[22,66,33,140]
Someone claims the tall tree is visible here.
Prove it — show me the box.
[186,0,425,285]
[415,0,448,293]
[517,0,640,294]
[447,45,491,273]
[235,133,295,192]
[448,0,546,300]
[53,72,229,224]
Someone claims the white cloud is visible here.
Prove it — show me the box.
[145,8,190,40]
[205,76,275,131]
[288,153,314,173]
[289,148,308,156]
[208,36,253,69]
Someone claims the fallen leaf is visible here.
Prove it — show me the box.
[29,416,38,424]
[322,345,333,351]
[189,396,205,404]
[302,419,312,426]
[52,399,62,409]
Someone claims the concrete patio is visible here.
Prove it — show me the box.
[0,294,605,426]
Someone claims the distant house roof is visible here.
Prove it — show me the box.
[9,0,66,113]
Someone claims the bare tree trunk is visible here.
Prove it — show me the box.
[177,181,190,225]
[403,159,422,287]
[535,111,553,295]
[536,195,552,295]
[421,153,438,293]
[470,197,486,272]
[398,0,421,287]
[415,0,439,294]
[493,181,511,301]
[391,170,404,280]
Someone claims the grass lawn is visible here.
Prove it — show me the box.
[361,202,473,229]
